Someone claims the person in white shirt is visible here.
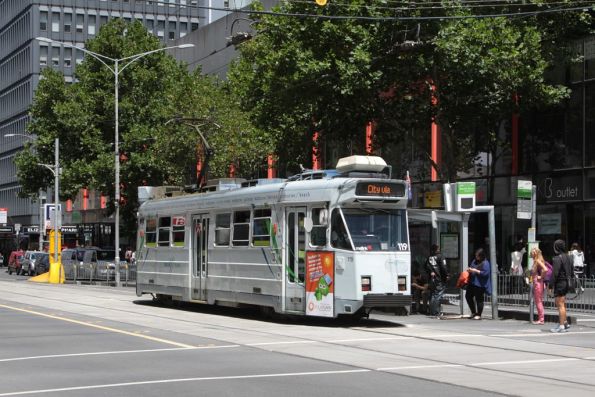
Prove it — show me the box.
[569,242,585,276]
[510,242,526,276]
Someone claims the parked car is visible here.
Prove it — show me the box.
[20,251,45,276]
[7,249,24,275]
[61,247,122,281]
[34,253,50,275]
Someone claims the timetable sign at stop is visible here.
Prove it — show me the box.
[0,208,6,224]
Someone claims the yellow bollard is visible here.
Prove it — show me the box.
[48,230,63,284]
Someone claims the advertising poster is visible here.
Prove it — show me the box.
[305,251,334,317]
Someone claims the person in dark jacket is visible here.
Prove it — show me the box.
[424,244,449,317]
[549,239,573,333]
[466,248,492,320]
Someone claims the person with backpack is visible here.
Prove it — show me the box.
[529,247,549,325]
[424,244,449,317]
[549,239,574,333]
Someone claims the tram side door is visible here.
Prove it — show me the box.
[191,214,209,301]
[284,207,306,313]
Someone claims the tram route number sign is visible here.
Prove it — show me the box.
[517,180,532,220]
[355,181,405,198]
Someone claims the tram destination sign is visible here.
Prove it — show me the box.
[355,181,405,198]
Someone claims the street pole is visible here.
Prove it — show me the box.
[54,137,59,266]
[114,59,121,287]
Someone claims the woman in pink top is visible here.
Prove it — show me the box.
[530,247,549,325]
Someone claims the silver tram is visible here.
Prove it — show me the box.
[135,156,411,317]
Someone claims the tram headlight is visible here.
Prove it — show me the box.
[361,276,371,292]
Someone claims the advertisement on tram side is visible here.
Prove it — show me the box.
[305,251,334,317]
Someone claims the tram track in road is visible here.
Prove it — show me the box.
[2,284,595,394]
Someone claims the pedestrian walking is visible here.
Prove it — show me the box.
[549,239,573,333]
[465,248,492,320]
[529,247,548,325]
[424,244,449,317]
[569,242,585,276]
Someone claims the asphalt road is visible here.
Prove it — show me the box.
[1,270,595,397]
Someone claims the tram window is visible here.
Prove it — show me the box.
[310,208,327,247]
[172,216,185,247]
[146,217,157,247]
[252,209,271,247]
[330,210,351,250]
[215,213,231,246]
[158,217,171,247]
[232,210,250,246]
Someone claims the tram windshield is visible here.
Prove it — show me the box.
[331,208,408,252]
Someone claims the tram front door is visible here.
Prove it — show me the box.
[191,214,209,301]
[285,207,306,313]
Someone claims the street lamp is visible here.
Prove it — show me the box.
[36,37,194,286]
[4,134,61,283]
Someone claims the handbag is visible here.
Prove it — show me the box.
[456,270,470,289]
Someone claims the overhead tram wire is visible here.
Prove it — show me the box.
[283,0,595,13]
[147,0,594,22]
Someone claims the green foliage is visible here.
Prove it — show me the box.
[228,1,592,178]
[17,19,266,238]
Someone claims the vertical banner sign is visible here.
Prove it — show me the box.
[305,251,334,317]
[517,180,533,219]
[0,208,7,224]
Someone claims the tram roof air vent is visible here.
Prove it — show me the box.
[336,155,387,173]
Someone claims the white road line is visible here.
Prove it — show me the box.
[333,337,412,342]
[577,319,595,322]
[378,364,463,371]
[246,341,318,346]
[0,345,242,363]
[378,357,586,372]
[490,331,595,337]
[473,358,579,366]
[0,369,371,396]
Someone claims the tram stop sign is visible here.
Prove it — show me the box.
[455,182,476,212]
[517,180,532,220]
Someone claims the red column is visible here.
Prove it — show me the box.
[82,188,88,211]
[430,84,441,182]
[267,154,276,179]
[66,199,73,212]
[229,163,236,178]
[312,132,321,170]
[365,122,375,155]
[100,195,107,209]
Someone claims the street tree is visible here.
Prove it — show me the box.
[16,19,267,239]
[228,1,592,183]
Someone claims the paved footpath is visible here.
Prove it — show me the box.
[1,277,595,397]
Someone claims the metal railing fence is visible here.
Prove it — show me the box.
[62,262,137,287]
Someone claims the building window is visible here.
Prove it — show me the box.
[39,45,48,66]
[158,217,171,246]
[51,46,60,67]
[252,209,271,246]
[75,49,84,65]
[157,20,164,38]
[40,11,48,31]
[145,217,157,247]
[145,19,154,32]
[191,22,198,31]
[100,15,108,26]
[64,13,72,33]
[88,15,96,35]
[180,22,187,38]
[76,14,84,33]
[64,47,72,68]
[51,12,60,32]
[168,21,176,40]
[215,213,231,246]
[232,210,250,246]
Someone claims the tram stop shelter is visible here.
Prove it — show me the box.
[408,206,498,319]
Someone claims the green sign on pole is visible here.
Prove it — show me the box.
[517,180,532,219]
